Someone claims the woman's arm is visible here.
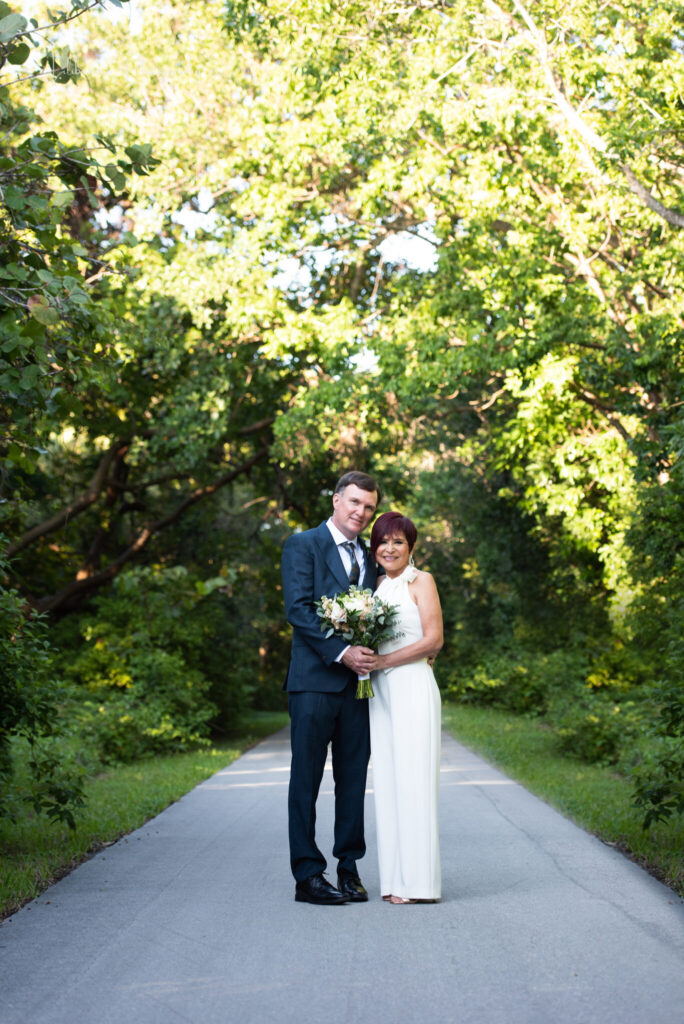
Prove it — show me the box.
[369,572,443,671]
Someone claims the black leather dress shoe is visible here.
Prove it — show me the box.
[337,869,368,902]
[295,873,349,905]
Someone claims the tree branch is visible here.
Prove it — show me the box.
[619,165,684,229]
[2,0,106,47]
[569,386,634,446]
[7,444,124,557]
[507,0,684,229]
[32,447,270,613]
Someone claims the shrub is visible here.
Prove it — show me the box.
[58,566,221,763]
[445,647,589,716]
[0,539,85,826]
[631,664,684,826]
[76,652,216,763]
[632,732,684,827]
[550,694,642,765]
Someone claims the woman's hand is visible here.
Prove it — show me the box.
[367,652,386,672]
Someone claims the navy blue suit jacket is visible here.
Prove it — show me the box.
[282,522,378,693]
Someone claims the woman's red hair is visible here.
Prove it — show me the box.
[370,511,418,556]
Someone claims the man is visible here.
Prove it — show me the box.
[281,471,381,905]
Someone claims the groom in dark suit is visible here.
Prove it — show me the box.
[281,471,381,905]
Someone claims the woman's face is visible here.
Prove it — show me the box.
[375,531,412,578]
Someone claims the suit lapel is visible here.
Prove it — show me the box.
[314,522,350,591]
[315,522,376,591]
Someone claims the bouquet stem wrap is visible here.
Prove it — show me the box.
[315,585,402,700]
[356,674,375,700]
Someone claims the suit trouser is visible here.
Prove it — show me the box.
[288,678,370,881]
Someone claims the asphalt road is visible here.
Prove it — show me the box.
[1,726,683,1024]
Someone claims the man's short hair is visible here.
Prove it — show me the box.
[334,471,382,504]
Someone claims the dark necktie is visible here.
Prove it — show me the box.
[343,541,360,585]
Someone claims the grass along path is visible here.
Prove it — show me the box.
[0,711,289,919]
[442,703,684,898]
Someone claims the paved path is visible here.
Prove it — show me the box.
[1,727,683,1024]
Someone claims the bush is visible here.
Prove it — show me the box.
[631,669,684,826]
[178,591,256,730]
[632,732,684,827]
[0,539,85,826]
[58,566,222,763]
[76,651,216,763]
[550,694,642,765]
[445,647,589,716]
[443,630,659,769]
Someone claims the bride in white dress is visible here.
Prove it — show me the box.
[367,511,443,904]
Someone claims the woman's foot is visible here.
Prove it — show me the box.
[382,895,392,901]
[389,895,418,904]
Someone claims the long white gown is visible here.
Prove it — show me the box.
[369,565,441,900]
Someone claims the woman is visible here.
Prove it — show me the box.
[368,510,443,904]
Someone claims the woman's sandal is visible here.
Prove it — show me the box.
[389,895,418,904]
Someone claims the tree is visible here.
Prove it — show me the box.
[4,0,683,822]
[1,0,158,820]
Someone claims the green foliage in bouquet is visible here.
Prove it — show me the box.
[315,586,402,698]
[316,586,399,647]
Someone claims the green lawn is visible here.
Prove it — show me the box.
[442,702,684,897]
[0,711,289,919]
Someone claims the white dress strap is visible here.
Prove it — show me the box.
[377,564,418,598]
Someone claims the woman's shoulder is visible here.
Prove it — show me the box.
[408,567,433,582]
[408,568,439,593]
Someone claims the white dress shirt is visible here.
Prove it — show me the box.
[326,517,365,586]
[326,518,366,663]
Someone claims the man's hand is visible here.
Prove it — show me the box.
[341,645,376,675]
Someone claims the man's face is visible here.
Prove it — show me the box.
[331,484,378,540]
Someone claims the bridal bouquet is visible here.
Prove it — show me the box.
[315,585,402,699]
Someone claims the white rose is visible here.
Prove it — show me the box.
[330,603,347,624]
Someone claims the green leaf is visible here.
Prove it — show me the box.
[7,40,30,64]
[19,363,41,389]
[51,189,75,209]
[94,133,116,153]
[2,263,27,281]
[3,185,26,210]
[27,296,59,325]
[6,442,24,464]
[0,368,20,391]
[27,195,48,213]
[105,163,126,191]
[0,12,27,41]
[62,148,89,168]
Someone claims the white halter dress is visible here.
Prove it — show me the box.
[369,565,441,900]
